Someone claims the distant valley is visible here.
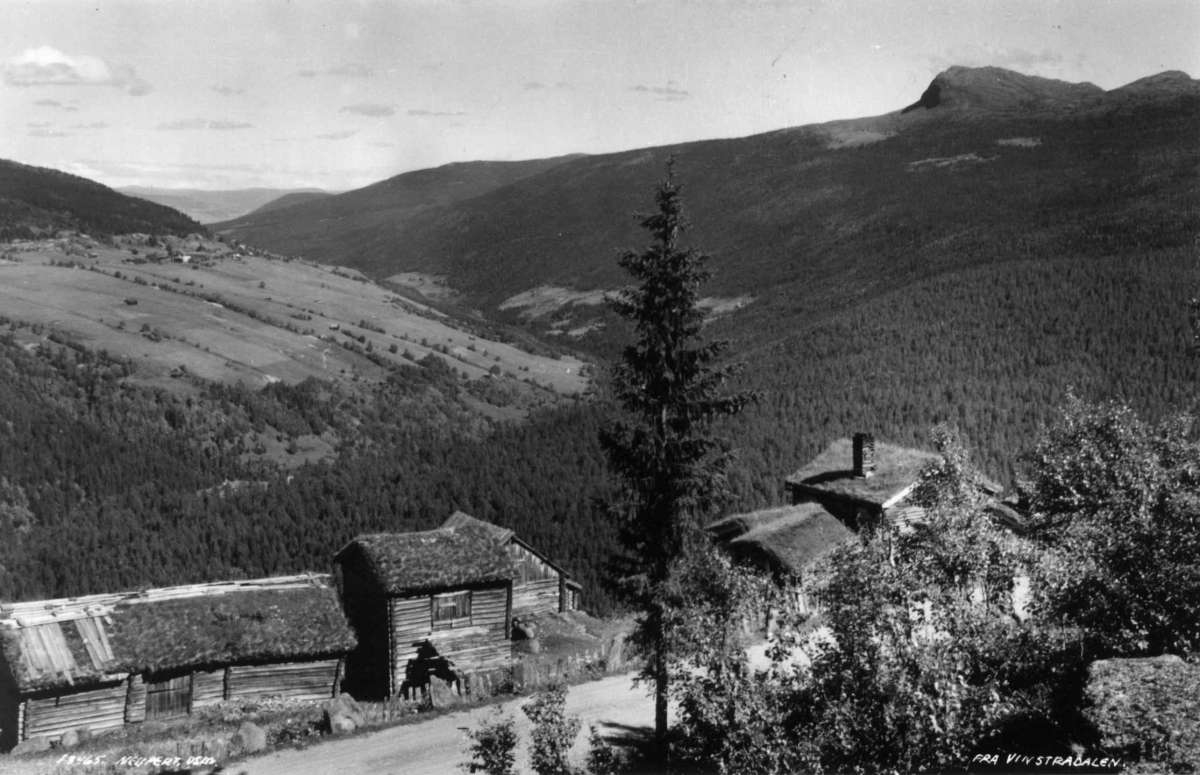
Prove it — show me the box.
[119,186,335,224]
[1,65,1198,614]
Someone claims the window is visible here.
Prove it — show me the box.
[432,591,472,629]
[145,673,192,720]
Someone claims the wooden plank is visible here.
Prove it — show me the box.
[25,684,127,738]
[191,669,225,709]
[125,674,146,724]
[226,660,339,702]
[73,617,115,669]
[20,624,77,683]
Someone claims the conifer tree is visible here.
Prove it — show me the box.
[601,160,752,746]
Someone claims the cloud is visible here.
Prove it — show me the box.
[157,118,254,131]
[4,46,151,95]
[340,103,394,117]
[212,84,245,96]
[316,130,358,140]
[28,127,69,138]
[69,121,109,130]
[328,63,372,78]
[33,98,79,111]
[408,108,465,117]
[525,81,572,91]
[370,141,396,147]
[630,81,690,101]
[298,63,373,78]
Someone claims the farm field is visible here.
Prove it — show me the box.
[0,235,587,396]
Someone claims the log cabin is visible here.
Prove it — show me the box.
[334,528,519,700]
[440,511,580,617]
[0,574,355,751]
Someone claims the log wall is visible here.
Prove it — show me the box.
[513,578,561,618]
[124,675,146,724]
[226,660,340,703]
[191,668,225,709]
[23,682,127,742]
[388,584,512,692]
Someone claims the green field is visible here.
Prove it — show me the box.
[0,235,587,396]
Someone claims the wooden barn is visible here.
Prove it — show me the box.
[441,511,580,617]
[334,528,518,700]
[0,574,355,751]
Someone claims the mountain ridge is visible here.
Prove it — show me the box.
[1,159,203,239]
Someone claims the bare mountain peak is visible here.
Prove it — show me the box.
[1108,69,1200,99]
[902,65,1103,114]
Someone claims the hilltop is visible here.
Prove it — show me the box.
[0,159,202,240]
[215,66,1200,316]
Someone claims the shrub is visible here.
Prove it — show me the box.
[463,710,519,775]
[523,685,581,775]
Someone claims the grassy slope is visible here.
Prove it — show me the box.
[0,235,585,396]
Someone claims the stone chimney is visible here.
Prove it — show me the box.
[853,432,875,478]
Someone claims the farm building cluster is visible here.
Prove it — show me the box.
[0,512,579,750]
[1,433,1015,751]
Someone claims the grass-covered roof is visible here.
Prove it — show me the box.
[785,438,940,505]
[441,510,515,544]
[338,529,518,595]
[0,575,355,693]
[709,504,854,577]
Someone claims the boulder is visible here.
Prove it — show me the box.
[234,720,268,754]
[323,694,365,734]
[428,676,466,708]
[59,729,79,749]
[1084,655,1200,766]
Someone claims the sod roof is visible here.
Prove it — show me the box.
[337,529,518,595]
[0,575,355,693]
[785,438,940,505]
[708,504,854,576]
[441,510,515,544]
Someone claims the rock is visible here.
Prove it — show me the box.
[11,736,51,755]
[1084,655,1200,766]
[323,693,365,734]
[234,720,268,754]
[513,619,539,640]
[428,676,465,708]
[59,729,79,749]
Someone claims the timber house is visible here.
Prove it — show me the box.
[785,432,943,533]
[0,574,355,751]
[441,511,581,617]
[334,527,518,700]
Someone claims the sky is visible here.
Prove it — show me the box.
[3,0,1198,191]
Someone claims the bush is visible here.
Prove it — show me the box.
[463,710,519,775]
[523,685,581,775]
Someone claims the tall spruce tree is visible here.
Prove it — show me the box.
[601,161,752,746]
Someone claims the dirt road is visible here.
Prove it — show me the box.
[233,673,655,775]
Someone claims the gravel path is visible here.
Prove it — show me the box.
[232,673,654,775]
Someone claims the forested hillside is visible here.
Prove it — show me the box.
[0,331,621,609]
[3,66,1198,617]
[0,159,202,239]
